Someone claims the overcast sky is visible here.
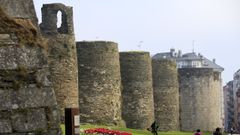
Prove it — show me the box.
[33,0,240,84]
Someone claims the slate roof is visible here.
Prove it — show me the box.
[152,51,224,72]
[152,52,173,59]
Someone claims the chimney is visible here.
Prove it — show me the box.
[170,48,175,57]
[178,50,182,57]
[213,59,216,63]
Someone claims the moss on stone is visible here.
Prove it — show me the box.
[0,7,47,49]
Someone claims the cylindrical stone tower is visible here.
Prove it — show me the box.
[179,68,222,131]
[40,3,79,120]
[120,52,154,129]
[152,58,179,131]
[76,41,123,126]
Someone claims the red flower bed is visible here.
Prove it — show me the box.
[84,128,132,135]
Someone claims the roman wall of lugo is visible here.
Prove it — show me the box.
[120,52,154,129]
[40,3,79,120]
[0,0,225,133]
[152,58,180,131]
[76,41,124,126]
[0,1,61,134]
[179,68,222,131]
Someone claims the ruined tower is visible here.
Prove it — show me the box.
[0,7,61,134]
[120,52,154,129]
[76,41,123,126]
[179,68,222,131]
[40,4,79,120]
[152,58,179,131]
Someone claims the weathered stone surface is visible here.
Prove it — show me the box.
[47,35,79,113]
[34,68,52,87]
[5,133,27,135]
[45,107,61,129]
[0,119,12,133]
[152,59,179,131]
[120,52,154,129]
[0,84,56,111]
[77,41,123,126]
[40,4,79,120]
[0,43,47,70]
[45,129,62,135]
[11,108,47,132]
[0,7,61,134]
[0,34,16,45]
[0,0,38,26]
[0,90,11,110]
[179,68,222,131]
[12,87,57,109]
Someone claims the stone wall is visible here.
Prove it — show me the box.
[179,68,222,131]
[0,8,61,134]
[223,81,234,132]
[152,59,179,131]
[40,4,79,120]
[232,70,240,131]
[0,0,38,26]
[120,52,154,129]
[76,41,123,126]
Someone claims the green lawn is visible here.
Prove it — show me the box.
[61,124,216,135]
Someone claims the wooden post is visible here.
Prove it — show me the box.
[65,108,80,135]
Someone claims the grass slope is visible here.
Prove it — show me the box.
[61,124,215,135]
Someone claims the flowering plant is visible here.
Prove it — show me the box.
[84,128,132,135]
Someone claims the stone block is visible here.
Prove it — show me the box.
[0,34,16,45]
[11,108,47,132]
[0,119,12,133]
[35,68,52,87]
[0,90,12,110]
[0,45,18,69]
[7,133,36,135]
[12,87,57,109]
[45,129,62,135]
[0,45,47,70]
[45,107,61,129]
[16,46,47,69]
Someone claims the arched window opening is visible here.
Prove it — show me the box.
[57,11,62,28]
